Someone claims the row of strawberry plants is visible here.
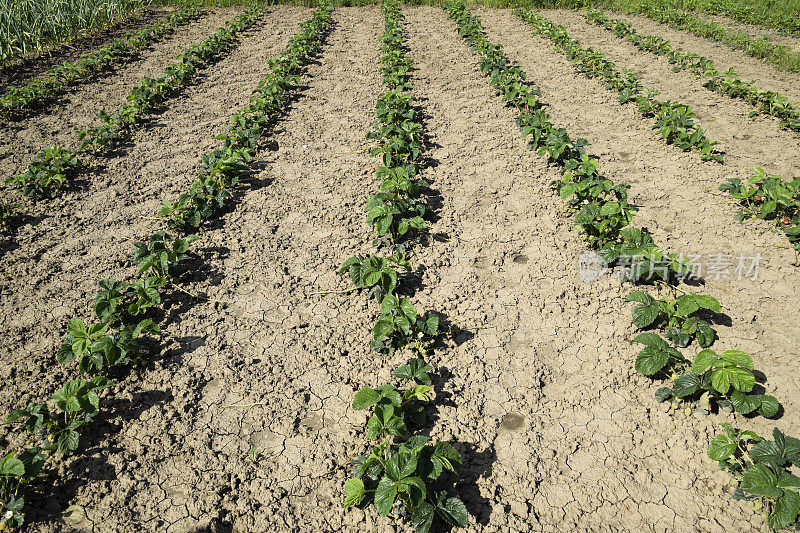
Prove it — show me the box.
[665,0,800,36]
[0,6,335,529]
[4,5,267,200]
[0,5,203,118]
[585,10,800,136]
[444,2,799,529]
[624,2,800,74]
[720,170,800,264]
[582,10,800,264]
[516,8,723,163]
[333,3,467,531]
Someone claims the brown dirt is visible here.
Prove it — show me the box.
[1,5,798,532]
[477,6,800,431]
[0,6,181,89]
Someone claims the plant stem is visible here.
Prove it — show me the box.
[169,282,227,305]
[321,433,369,478]
[307,287,359,296]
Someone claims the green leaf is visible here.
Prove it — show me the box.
[343,478,365,509]
[392,358,433,385]
[67,318,86,338]
[720,349,754,370]
[730,390,760,415]
[399,298,417,322]
[694,294,721,312]
[437,496,469,527]
[691,349,719,374]
[624,291,653,305]
[412,501,435,532]
[768,490,800,530]
[352,388,381,411]
[758,395,780,418]
[400,476,427,507]
[373,318,393,342]
[631,300,660,329]
[599,201,620,216]
[712,366,755,394]
[633,332,668,348]
[0,453,25,477]
[654,387,673,402]
[58,430,80,455]
[696,322,715,348]
[375,477,398,516]
[673,372,701,398]
[362,269,382,287]
[741,463,782,498]
[432,442,462,475]
[57,342,76,364]
[395,315,411,336]
[635,346,668,376]
[674,295,700,317]
[708,433,737,461]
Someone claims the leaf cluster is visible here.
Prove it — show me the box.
[720,168,800,257]
[344,359,468,533]
[709,425,800,530]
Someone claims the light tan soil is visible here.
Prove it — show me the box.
[0,5,797,532]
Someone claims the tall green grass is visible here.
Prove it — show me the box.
[0,0,152,63]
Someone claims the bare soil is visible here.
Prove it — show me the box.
[0,5,798,532]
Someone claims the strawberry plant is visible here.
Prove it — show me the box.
[0,449,46,530]
[710,425,800,529]
[647,346,780,417]
[333,8,465,528]
[5,145,78,197]
[342,359,468,532]
[5,7,266,202]
[132,231,199,279]
[599,227,692,284]
[626,2,800,74]
[626,290,719,347]
[339,253,411,301]
[444,5,788,530]
[0,6,336,526]
[515,9,723,163]
[585,9,800,136]
[720,168,800,261]
[372,295,439,354]
[7,376,113,456]
[0,203,17,228]
[56,317,159,376]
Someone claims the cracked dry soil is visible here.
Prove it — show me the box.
[1,5,798,532]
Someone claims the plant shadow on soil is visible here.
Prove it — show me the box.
[0,212,43,258]
[23,388,172,528]
[424,366,496,527]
